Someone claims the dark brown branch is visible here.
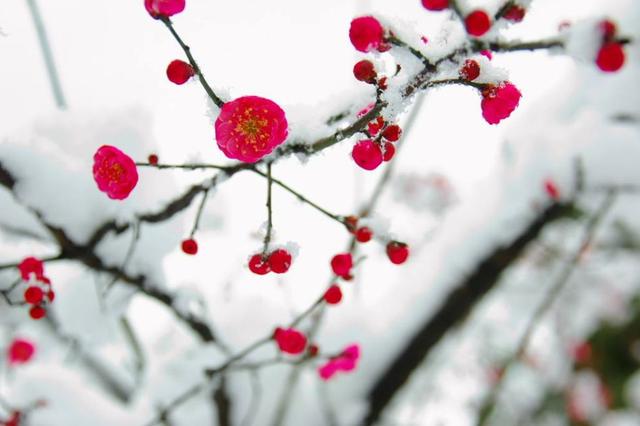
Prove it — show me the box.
[363,201,576,425]
[477,191,617,425]
[44,314,134,403]
[213,377,232,426]
[0,162,223,345]
[276,101,386,156]
[488,39,564,52]
[388,35,435,69]
[0,254,64,272]
[87,165,251,249]
[0,162,15,190]
[448,0,465,22]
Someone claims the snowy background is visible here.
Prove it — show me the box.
[1,0,639,425]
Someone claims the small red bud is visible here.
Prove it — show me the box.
[465,10,491,37]
[268,249,292,274]
[166,59,195,85]
[249,254,271,275]
[181,238,198,255]
[382,124,402,142]
[24,286,44,305]
[596,42,625,72]
[345,216,359,233]
[353,60,377,83]
[386,241,409,265]
[503,5,526,23]
[421,0,449,11]
[324,285,343,305]
[29,305,46,320]
[460,59,480,81]
[331,253,353,277]
[382,142,395,162]
[355,227,373,243]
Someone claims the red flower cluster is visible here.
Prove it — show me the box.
[17,257,44,282]
[480,82,522,125]
[352,120,402,171]
[144,0,185,19]
[18,257,54,320]
[274,327,307,355]
[595,19,625,73]
[214,96,288,163]
[318,344,360,380]
[248,249,293,275]
[93,145,139,200]
[7,338,35,365]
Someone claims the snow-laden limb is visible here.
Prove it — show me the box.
[363,198,576,426]
[0,178,223,344]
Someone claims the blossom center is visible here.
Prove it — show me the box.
[236,113,269,143]
[101,162,125,183]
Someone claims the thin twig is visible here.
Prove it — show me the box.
[422,78,485,91]
[250,168,343,225]
[120,316,146,385]
[239,371,262,426]
[448,0,465,22]
[103,220,141,297]
[145,383,207,426]
[494,0,517,21]
[190,188,210,238]
[262,164,274,253]
[0,254,65,272]
[135,162,232,171]
[160,17,224,108]
[388,35,435,69]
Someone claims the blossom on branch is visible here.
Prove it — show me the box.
[274,327,307,355]
[17,257,44,281]
[92,145,139,200]
[352,139,383,171]
[7,338,35,365]
[349,16,385,53]
[144,0,185,19]
[318,344,361,380]
[480,82,522,125]
[214,96,288,163]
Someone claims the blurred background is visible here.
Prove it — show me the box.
[0,0,639,425]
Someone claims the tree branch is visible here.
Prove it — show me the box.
[160,17,225,108]
[363,201,577,425]
[477,191,617,425]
